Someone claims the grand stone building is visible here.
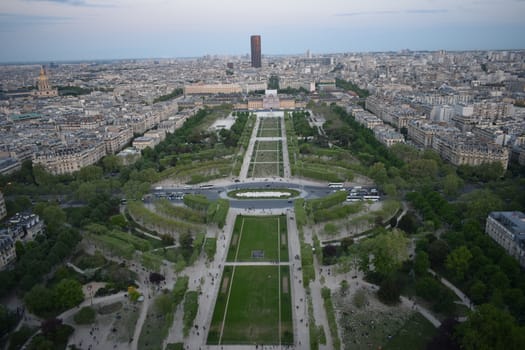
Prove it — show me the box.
[486,211,525,267]
[33,66,58,98]
[32,143,106,175]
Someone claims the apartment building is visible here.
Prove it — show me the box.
[184,83,242,95]
[0,235,15,270]
[0,191,6,221]
[8,213,44,241]
[434,134,509,168]
[32,143,106,175]
[486,211,525,267]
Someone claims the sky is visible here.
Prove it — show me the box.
[0,0,524,62]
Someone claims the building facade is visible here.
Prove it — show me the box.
[32,143,106,175]
[251,35,262,68]
[0,235,15,270]
[0,191,6,221]
[486,211,525,267]
[184,83,242,95]
[8,213,44,242]
[33,66,58,98]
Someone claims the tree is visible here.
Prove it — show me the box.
[268,74,279,90]
[459,189,503,223]
[109,214,127,229]
[359,229,409,277]
[32,165,56,187]
[102,155,121,173]
[14,241,25,260]
[427,318,460,350]
[368,162,388,184]
[427,239,449,268]
[77,165,103,182]
[397,212,418,234]
[53,279,84,310]
[469,279,487,305]
[456,304,525,350]
[179,232,193,251]
[405,159,438,179]
[123,180,150,200]
[415,276,441,301]
[377,276,401,305]
[0,304,17,337]
[149,272,165,284]
[414,251,430,276]
[24,285,55,316]
[339,280,349,295]
[445,246,472,281]
[443,173,463,197]
[39,205,66,234]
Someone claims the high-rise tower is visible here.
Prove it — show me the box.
[250,35,261,68]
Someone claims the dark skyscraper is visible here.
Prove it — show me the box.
[251,35,261,68]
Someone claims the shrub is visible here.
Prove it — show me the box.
[73,307,96,325]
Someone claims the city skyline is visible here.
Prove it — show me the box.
[0,0,525,62]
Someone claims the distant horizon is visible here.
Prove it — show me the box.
[1,0,524,63]
[1,47,524,66]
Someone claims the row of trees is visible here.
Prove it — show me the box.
[308,101,525,348]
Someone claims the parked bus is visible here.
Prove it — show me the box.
[328,183,344,188]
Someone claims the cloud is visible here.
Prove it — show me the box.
[24,0,116,7]
[0,12,72,22]
[336,8,448,17]
[0,12,72,32]
[405,9,448,14]
[335,10,399,17]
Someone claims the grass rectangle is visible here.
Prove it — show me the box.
[251,163,281,178]
[226,215,288,262]
[207,265,293,345]
[259,118,281,130]
[255,140,281,151]
[258,128,281,137]
[383,313,437,350]
[254,150,280,162]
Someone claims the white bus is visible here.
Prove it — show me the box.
[328,183,344,188]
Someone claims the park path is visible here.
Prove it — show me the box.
[428,269,474,310]
[303,225,335,350]
[239,115,261,180]
[280,113,291,178]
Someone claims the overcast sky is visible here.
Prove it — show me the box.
[1,0,524,62]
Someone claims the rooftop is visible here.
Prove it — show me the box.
[489,211,525,237]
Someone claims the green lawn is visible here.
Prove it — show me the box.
[254,140,281,151]
[383,313,437,350]
[207,265,293,345]
[258,128,281,137]
[226,215,288,262]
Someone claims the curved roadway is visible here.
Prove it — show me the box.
[152,181,337,209]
